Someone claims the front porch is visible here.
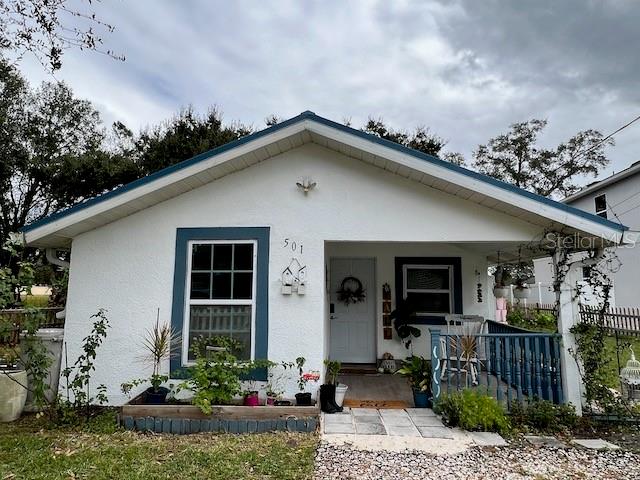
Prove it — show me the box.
[323,240,580,411]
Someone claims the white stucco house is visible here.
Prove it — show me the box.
[22,111,628,407]
[534,161,640,308]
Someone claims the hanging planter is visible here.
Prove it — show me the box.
[336,276,366,305]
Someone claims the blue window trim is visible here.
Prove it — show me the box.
[170,227,270,380]
[394,257,463,325]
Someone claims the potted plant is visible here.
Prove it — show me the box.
[293,357,319,406]
[396,356,432,408]
[242,381,260,406]
[121,310,179,404]
[0,317,28,422]
[513,278,532,300]
[390,298,422,353]
[320,360,345,413]
[492,266,512,298]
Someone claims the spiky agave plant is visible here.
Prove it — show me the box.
[141,309,181,392]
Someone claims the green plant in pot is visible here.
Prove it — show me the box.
[396,356,432,408]
[390,298,421,354]
[320,360,345,413]
[121,310,180,405]
[294,357,319,406]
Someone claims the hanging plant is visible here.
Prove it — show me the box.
[337,276,366,305]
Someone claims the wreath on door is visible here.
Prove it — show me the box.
[337,276,366,305]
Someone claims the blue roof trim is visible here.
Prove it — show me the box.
[23,110,628,234]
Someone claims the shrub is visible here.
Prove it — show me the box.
[507,308,557,332]
[434,390,509,434]
[509,398,577,433]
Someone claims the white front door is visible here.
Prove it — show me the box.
[329,257,376,363]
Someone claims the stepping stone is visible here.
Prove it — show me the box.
[379,409,410,418]
[386,425,421,437]
[469,431,508,446]
[354,415,385,425]
[410,415,445,427]
[406,408,437,417]
[572,439,620,450]
[324,423,355,434]
[525,435,568,449]
[381,416,414,427]
[324,414,353,425]
[355,423,387,435]
[417,426,455,439]
[351,408,379,417]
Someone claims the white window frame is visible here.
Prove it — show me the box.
[182,239,258,365]
[402,264,454,315]
[594,194,608,218]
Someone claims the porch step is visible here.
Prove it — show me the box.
[339,363,378,375]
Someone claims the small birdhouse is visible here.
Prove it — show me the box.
[281,267,294,295]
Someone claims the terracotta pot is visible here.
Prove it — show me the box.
[0,369,28,422]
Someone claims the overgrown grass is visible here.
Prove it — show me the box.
[0,412,318,480]
[602,334,640,390]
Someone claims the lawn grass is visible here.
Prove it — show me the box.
[0,412,318,480]
[602,334,640,390]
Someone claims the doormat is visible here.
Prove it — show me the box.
[343,399,410,409]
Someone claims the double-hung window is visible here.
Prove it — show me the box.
[183,240,256,362]
[402,264,454,315]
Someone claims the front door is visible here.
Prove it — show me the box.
[329,257,376,363]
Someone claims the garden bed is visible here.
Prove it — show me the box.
[119,402,320,434]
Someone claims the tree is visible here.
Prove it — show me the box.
[473,119,612,198]
[363,117,446,157]
[128,107,253,177]
[0,0,123,71]
[0,60,138,265]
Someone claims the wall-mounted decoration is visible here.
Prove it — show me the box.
[382,283,392,327]
[296,177,317,195]
[383,327,393,340]
[336,276,366,305]
[281,258,307,296]
[475,269,483,303]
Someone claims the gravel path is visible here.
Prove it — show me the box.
[314,442,640,480]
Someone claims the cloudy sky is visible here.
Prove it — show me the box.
[20,0,640,181]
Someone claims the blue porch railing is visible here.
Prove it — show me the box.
[430,326,563,410]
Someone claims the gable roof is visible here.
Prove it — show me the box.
[564,160,640,203]
[23,110,628,247]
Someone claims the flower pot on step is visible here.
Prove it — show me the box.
[334,383,348,407]
[412,388,432,408]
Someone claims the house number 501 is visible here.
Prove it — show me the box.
[283,238,303,254]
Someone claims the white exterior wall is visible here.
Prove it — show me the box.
[566,176,639,307]
[63,143,542,404]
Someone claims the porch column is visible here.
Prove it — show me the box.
[554,252,584,415]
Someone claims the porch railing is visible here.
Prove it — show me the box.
[430,328,563,410]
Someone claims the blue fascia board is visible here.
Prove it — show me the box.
[23,110,628,234]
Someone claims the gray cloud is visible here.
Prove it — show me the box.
[18,0,640,180]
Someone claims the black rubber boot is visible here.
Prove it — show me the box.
[327,384,344,412]
[320,384,338,413]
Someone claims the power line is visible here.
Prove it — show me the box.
[571,113,640,163]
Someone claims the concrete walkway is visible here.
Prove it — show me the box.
[321,407,481,454]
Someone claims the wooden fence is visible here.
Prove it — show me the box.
[508,302,558,316]
[0,307,65,329]
[579,305,640,336]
